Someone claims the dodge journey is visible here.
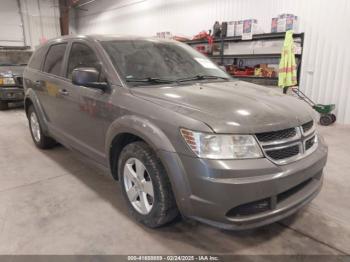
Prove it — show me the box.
[23,35,328,229]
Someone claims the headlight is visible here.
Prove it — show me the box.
[180,128,263,159]
[0,77,15,86]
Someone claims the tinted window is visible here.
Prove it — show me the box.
[43,44,67,76]
[67,43,100,79]
[28,47,45,70]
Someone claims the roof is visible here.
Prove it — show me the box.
[46,34,176,43]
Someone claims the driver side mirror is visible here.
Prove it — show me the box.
[72,67,108,91]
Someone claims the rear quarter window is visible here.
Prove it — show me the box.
[28,47,46,70]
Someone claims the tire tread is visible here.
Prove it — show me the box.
[28,105,56,149]
[119,141,179,228]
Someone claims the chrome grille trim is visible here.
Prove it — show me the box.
[302,120,316,137]
[258,127,301,146]
[304,133,318,153]
[256,121,318,165]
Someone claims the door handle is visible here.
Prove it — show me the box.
[58,89,69,96]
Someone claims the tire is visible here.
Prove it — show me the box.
[0,100,8,110]
[330,113,337,123]
[28,105,56,149]
[118,141,179,228]
[320,114,333,126]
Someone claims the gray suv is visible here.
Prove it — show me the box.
[23,35,328,230]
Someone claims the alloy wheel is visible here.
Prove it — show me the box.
[123,158,154,215]
[30,111,41,143]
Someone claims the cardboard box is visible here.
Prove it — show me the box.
[271,14,299,33]
[277,14,299,32]
[242,19,258,40]
[271,18,278,33]
[235,21,244,36]
[227,21,235,37]
[156,31,173,39]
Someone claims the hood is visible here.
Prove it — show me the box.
[0,65,25,77]
[131,80,316,134]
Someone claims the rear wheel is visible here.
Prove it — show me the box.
[0,101,8,110]
[28,105,56,149]
[330,114,337,123]
[118,141,179,228]
[320,114,333,126]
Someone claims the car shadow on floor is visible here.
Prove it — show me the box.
[40,145,316,254]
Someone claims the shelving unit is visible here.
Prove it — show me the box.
[185,32,304,87]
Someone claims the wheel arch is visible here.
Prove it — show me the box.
[24,97,33,116]
[106,115,176,180]
[24,89,50,134]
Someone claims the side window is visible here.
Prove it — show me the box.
[43,43,67,76]
[67,43,101,80]
[28,47,46,70]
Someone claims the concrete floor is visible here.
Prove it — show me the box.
[0,105,349,255]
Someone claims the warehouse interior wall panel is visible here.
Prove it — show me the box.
[0,0,25,46]
[74,0,350,124]
[0,0,60,49]
[20,0,61,49]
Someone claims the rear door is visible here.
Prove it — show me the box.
[37,42,69,130]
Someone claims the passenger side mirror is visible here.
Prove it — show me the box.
[72,67,108,91]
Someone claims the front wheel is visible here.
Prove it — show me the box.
[28,105,56,149]
[118,141,179,228]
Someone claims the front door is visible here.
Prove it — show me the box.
[58,41,113,165]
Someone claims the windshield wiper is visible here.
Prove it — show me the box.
[176,74,230,83]
[126,77,175,85]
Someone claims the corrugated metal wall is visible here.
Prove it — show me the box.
[75,0,350,124]
[0,0,60,49]
[0,0,26,46]
[20,0,61,49]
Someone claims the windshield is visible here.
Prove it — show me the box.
[0,51,32,66]
[101,39,230,86]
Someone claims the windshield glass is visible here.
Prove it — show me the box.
[101,39,230,86]
[0,50,32,66]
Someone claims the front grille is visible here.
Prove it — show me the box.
[256,121,317,164]
[256,127,296,143]
[305,136,316,150]
[302,120,314,134]
[265,145,300,160]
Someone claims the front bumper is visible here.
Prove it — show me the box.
[0,87,24,101]
[160,136,328,230]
